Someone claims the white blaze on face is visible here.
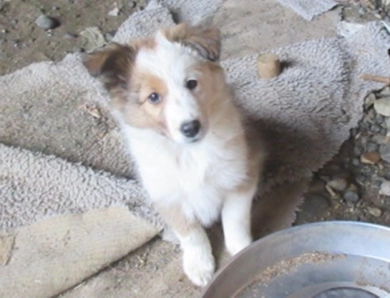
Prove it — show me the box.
[136,31,204,144]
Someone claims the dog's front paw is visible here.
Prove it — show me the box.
[183,247,215,287]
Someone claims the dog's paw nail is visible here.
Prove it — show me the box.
[183,250,215,287]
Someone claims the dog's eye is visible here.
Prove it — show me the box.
[186,79,198,90]
[148,92,161,104]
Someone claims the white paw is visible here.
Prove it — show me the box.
[226,234,252,256]
[183,247,215,287]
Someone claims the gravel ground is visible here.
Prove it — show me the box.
[295,3,390,227]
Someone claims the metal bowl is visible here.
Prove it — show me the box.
[202,221,390,298]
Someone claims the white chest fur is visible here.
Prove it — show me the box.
[123,123,248,226]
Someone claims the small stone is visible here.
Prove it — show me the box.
[108,7,120,16]
[128,1,137,8]
[370,124,381,133]
[385,118,390,131]
[360,151,381,164]
[343,191,359,203]
[63,32,78,39]
[35,15,60,30]
[80,27,106,52]
[379,180,390,196]
[378,114,386,122]
[367,206,382,217]
[366,142,379,152]
[364,93,376,109]
[374,97,390,116]
[352,158,360,166]
[347,183,358,193]
[360,136,368,145]
[105,30,116,42]
[327,178,349,192]
[380,143,390,163]
[373,134,385,144]
[353,146,363,157]
[380,86,390,97]
[358,6,366,15]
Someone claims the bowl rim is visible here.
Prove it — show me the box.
[202,220,390,297]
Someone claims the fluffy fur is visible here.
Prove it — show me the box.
[83,23,266,287]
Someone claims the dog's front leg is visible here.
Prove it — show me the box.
[222,181,257,256]
[156,203,215,287]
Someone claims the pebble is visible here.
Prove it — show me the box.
[380,87,390,97]
[63,32,78,39]
[128,1,137,8]
[360,151,381,165]
[380,143,390,163]
[327,178,348,192]
[343,190,359,203]
[367,206,382,217]
[352,158,360,166]
[370,124,381,133]
[360,136,368,145]
[80,27,106,52]
[374,97,390,116]
[353,146,363,157]
[108,7,120,16]
[105,31,116,42]
[366,142,379,152]
[35,15,59,30]
[372,134,385,144]
[380,180,390,196]
[364,93,376,109]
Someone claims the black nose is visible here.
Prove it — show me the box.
[180,120,201,138]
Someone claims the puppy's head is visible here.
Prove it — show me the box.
[83,24,223,144]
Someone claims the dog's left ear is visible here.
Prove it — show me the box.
[82,43,136,92]
[163,23,221,61]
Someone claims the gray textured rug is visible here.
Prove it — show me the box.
[276,0,339,20]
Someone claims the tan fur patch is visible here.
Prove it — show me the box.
[163,23,221,61]
[154,202,200,236]
[119,71,171,135]
[133,38,156,50]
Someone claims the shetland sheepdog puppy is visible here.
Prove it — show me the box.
[83,24,266,287]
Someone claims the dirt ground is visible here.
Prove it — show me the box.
[2,0,390,297]
[0,0,146,75]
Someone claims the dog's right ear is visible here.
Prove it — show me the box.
[82,43,136,92]
[163,24,221,62]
